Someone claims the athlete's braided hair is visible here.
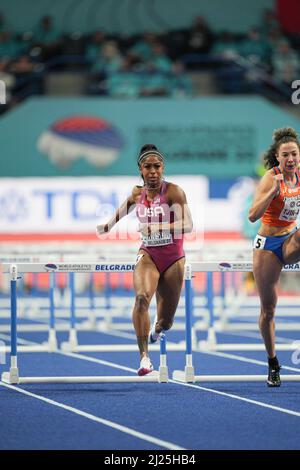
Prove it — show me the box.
[263,127,300,169]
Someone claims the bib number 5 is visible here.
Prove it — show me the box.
[253,235,266,250]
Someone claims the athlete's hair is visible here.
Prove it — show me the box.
[263,127,300,169]
[137,144,164,166]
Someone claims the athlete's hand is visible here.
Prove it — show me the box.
[138,223,149,236]
[96,224,109,237]
[272,173,283,195]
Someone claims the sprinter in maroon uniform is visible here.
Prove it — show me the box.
[97,144,193,375]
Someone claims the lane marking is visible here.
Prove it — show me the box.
[176,381,300,418]
[0,381,185,451]
[2,333,300,427]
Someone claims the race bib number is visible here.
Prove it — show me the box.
[279,196,300,222]
[253,234,266,250]
[142,231,173,247]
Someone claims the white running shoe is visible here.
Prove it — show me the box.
[137,355,153,376]
[149,318,164,344]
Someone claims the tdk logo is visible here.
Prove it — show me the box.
[95,264,135,271]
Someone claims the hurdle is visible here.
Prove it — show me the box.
[60,268,187,353]
[0,263,168,384]
[197,262,300,352]
[0,269,58,353]
[173,262,300,383]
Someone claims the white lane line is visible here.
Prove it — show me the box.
[64,351,137,373]
[0,333,136,373]
[3,333,300,421]
[199,350,300,373]
[175,381,300,418]
[0,381,185,451]
[223,329,299,344]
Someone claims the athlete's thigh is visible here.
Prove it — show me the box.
[282,229,300,264]
[133,250,160,297]
[156,257,185,319]
[253,250,282,306]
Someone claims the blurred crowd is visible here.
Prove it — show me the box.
[0,8,299,111]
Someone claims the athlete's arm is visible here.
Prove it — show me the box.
[168,185,193,234]
[96,186,140,235]
[249,170,282,223]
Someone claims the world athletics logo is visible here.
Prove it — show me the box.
[37,115,124,168]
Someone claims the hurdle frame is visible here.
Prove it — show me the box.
[173,262,300,383]
[0,263,168,384]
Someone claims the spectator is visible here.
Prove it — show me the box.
[239,28,270,64]
[91,40,123,74]
[107,57,141,98]
[129,33,158,62]
[139,72,170,97]
[260,9,280,36]
[148,42,172,73]
[32,16,62,60]
[186,16,213,54]
[0,60,15,104]
[212,31,240,59]
[272,39,299,84]
[0,32,24,61]
[85,30,106,64]
[265,27,286,55]
[169,61,193,97]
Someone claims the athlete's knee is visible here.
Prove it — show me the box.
[260,305,275,322]
[135,293,151,311]
[157,317,173,331]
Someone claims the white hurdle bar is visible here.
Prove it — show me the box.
[0,263,168,384]
[198,262,300,351]
[173,261,300,383]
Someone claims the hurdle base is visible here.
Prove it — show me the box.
[1,368,20,385]
[42,328,58,352]
[61,328,78,352]
[158,365,168,383]
[172,366,195,383]
[8,372,163,384]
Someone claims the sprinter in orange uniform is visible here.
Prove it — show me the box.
[249,127,300,387]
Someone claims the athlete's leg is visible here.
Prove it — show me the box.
[253,250,282,358]
[282,228,300,264]
[153,258,185,335]
[133,251,160,358]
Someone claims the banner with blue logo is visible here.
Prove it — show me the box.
[1,97,299,178]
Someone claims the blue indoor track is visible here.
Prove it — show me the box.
[1,318,300,451]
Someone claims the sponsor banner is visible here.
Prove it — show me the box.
[1,263,136,273]
[218,262,253,272]
[1,97,300,179]
[0,175,259,233]
[218,262,300,272]
[45,263,135,272]
[0,176,205,234]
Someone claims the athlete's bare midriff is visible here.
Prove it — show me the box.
[258,222,297,237]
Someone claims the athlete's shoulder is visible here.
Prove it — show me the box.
[262,168,278,182]
[165,182,186,202]
[165,182,183,193]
